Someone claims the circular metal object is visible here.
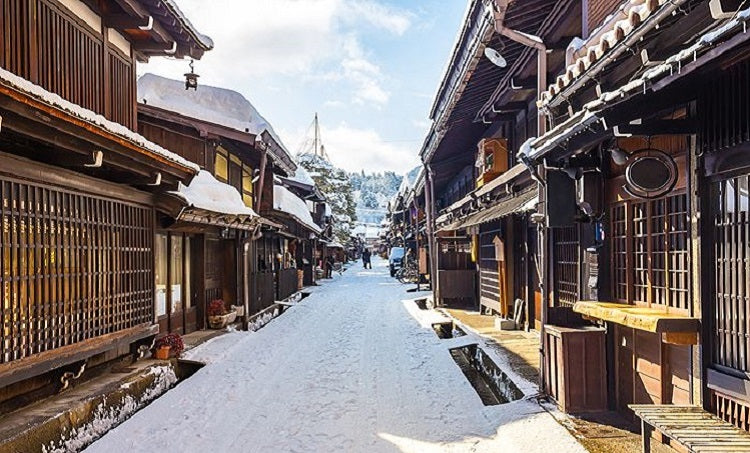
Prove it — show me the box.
[623,148,678,199]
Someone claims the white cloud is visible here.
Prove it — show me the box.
[412,119,432,130]
[142,0,412,107]
[281,123,420,174]
[341,1,413,35]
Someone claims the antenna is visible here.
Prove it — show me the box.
[296,113,331,162]
[314,112,320,158]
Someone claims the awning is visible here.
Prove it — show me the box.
[573,301,700,344]
[167,170,269,231]
[439,187,538,232]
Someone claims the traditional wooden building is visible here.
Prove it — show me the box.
[519,0,750,436]
[276,166,329,286]
[0,0,210,409]
[419,0,578,315]
[136,74,303,326]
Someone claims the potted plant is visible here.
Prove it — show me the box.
[207,299,237,329]
[153,333,184,360]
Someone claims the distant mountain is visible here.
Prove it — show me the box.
[349,170,408,229]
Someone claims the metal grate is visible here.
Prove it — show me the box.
[1,177,154,364]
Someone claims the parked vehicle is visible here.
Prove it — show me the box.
[396,259,419,284]
[388,247,405,277]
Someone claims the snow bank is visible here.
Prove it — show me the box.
[44,366,177,453]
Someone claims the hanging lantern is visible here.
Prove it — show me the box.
[184,60,199,90]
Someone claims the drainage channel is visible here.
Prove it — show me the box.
[449,344,523,406]
[33,359,205,453]
[432,321,466,339]
[414,298,430,310]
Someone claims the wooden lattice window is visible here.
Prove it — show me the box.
[712,175,750,372]
[1,177,154,364]
[552,226,580,307]
[609,193,689,310]
[611,203,628,300]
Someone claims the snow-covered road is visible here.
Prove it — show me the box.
[86,258,586,453]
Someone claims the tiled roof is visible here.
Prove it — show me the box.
[539,0,684,107]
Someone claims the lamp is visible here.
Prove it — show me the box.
[184,60,199,90]
[484,47,507,68]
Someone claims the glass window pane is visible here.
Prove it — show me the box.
[215,153,228,182]
[170,235,183,313]
[155,234,168,317]
[242,169,253,193]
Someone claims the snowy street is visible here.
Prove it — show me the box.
[86,258,585,453]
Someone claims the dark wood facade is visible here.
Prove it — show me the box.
[0,0,210,405]
[517,0,750,437]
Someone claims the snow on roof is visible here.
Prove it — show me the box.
[288,165,316,187]
[160,0,214,50]
[273,184,322,234]
[0,67,199,173]
[137,74,290,153]
[528,6,750,161]
[540,0,681,106]
[171,170,258,217]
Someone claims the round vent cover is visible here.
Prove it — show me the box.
[624,149,677,199]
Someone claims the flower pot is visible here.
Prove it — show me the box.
[155,345,171,360]
[208,310,237,329]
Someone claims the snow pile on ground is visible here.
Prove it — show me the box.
[86,258,586,453]
[45,366,177,453]
[172,170,258,216]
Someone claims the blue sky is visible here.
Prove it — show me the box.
[140,0,466,174]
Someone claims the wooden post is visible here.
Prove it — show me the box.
[641,420,653,453]
[256,143,268,210]
[425,163,439,304]
[494,235,507,317]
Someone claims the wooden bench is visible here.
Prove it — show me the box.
[630,404,750,452]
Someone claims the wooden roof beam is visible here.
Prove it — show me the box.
[104,13,153,30]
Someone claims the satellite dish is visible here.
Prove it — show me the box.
[484,47,507,68]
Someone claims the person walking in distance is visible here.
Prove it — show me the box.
[362,248,372,269]
[324,254,334,279]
